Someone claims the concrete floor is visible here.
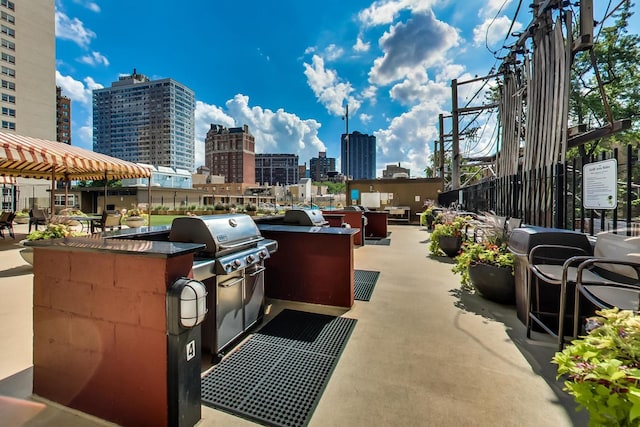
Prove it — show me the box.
[0,223,587,426]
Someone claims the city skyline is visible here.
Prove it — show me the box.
[54,1,638,178]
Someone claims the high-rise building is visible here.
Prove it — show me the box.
[255,153,299,185]
[93,69,195,171]
[205,124,255,184]
[309,151,335,182]
[341,131,376,179]
[56,86,71,144]
[382,162,410,178]
[1,0,56,139]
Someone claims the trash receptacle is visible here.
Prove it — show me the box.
[508,226,593,326]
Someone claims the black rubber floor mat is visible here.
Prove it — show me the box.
[365,238,391,245]
[354,269,380,301]
[201,309,357,427]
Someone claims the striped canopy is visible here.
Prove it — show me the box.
[0,132,152,180]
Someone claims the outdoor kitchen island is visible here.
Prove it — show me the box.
[255,221,359,308]
[27,231,204,427]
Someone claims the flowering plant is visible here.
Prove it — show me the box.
[451,241,514,288]
[553,308,640,426]
[26,223,84,241]
[126,208,144,217]
[428,215,469,256]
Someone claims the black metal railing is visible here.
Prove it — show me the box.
[438,145,640,236]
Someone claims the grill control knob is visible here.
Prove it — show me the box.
[246,254,255,263]
[232,259,242,269]
[259,250,267,259]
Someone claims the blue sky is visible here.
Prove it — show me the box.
[54,0,639,178]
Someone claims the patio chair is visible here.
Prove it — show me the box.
[28,208,48,232]
[91,211,122,233]
[0,211,14,238]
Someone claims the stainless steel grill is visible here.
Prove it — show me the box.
[168,214,277,361]
[283,208,329,227]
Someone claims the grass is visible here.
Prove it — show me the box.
[148,214,186,226]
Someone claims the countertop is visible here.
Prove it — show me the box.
[24,225,204,258]
[257,224,360,235]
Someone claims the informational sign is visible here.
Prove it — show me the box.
[583,158,617,210]
[186,340,196,362]
[362,192,381,208]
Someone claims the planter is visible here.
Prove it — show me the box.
[18,240,33,265]
[468,263,515,304]
[437,235,462,257]
[14,216,28,224]
[125,216,145,228]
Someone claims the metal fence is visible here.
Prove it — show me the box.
[438,145,640,236]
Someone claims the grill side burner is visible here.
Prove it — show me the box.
[283,208,329,227]
[168,214,277,361]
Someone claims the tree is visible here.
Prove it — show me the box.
[569,1,640,155]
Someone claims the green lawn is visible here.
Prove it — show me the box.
[148,214,186,226]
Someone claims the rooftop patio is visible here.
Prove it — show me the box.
[0,222,586,426]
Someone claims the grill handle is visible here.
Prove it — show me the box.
[248,266,266,277]
[218,236,264,250]
[218,277,244,288]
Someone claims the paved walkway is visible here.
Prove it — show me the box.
[0,223,587,426]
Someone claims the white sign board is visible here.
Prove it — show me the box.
[361,192,381,208]
[583,158,617,210]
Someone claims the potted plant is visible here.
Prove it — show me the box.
[420,206,435,229]
[245,204,257,216]
[20,223,85,265]
[429,214,469,257]
[14,209,29,224]
[553,308,640,426]
[452,240,515,303]
[124,208,146,228]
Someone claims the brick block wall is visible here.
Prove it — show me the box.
[32,248,194,427]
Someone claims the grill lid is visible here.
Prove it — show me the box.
[283,209,328,226]
[169,214,263,256]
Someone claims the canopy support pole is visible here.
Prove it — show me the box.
[50,169,55,215]
[147,173,152,226]
[103,172,107,213]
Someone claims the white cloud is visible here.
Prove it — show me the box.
[357,0,434,28]
[361,85,378,105]
[473,15,522,48]
[373,101,442,177]
[478,0,513,19]
[194,95,327,170]
[368,11,460,86]
[324,44,344,61]
[72,0,101,12]
[79,51,110,67]
[303,54,361,116]
[353,37,370,53]
[55,71,102,105]
[55,11,96,48]
[359,113,373,123]
[389,72,449,107]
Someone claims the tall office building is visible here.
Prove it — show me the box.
[0,0,56,139]
[341,131,376,179]
[93,69,195,171]
[56,86,71,144]
[255,153,299,185]
[309,151,335,182]
[205,124,255,184]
